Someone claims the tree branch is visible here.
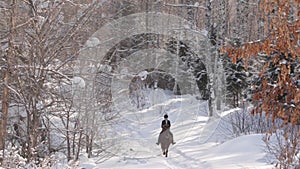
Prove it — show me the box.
[164,3,207,10]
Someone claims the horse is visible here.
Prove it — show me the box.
[157,128,173,157]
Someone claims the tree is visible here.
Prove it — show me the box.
[0,0,16,163]
[222,0,300,168]
[0,0,103,165]
[224,58,248,107]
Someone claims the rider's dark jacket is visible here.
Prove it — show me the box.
[161,119,171,132]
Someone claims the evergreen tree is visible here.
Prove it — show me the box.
[224,58,248,107]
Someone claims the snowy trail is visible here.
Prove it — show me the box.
[78,90,273,169]
[94,94,217,168]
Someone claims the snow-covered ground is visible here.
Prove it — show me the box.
[62,89,273,169]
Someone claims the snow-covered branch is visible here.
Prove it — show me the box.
[163,3,207,10]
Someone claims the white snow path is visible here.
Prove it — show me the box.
[77,92,273,169]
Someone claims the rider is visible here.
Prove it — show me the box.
[161,114,171,132]
[156,114,175,145]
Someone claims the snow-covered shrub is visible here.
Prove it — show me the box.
[220,102,273,137]
[0,145,26,168]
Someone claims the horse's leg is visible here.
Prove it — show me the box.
[165,149,168,157]
[161,145,165,155]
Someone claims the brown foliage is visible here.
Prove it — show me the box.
[222,0,300,126]
[222,0,300,167]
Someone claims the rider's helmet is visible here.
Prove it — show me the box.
[164,114,168,119]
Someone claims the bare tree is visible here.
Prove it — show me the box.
[0,0,103,164]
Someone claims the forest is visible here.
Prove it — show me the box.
[0,0,299,168]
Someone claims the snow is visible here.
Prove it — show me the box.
[138,71,149,81]
[85,37,100,48]
[53,89,273,169]
[71,76,86,89]
[202,135,272,169]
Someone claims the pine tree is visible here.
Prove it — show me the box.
[224,58,248,107]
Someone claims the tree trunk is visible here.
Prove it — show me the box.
[206,0,213,117]
[75,128,83,161]
[236,0,250,42]
[86,135,89,154]
[0,0,16,164]
[66,113,71,161]
[72,121,78,156]
[88,136,93,158]
[216,0,227,111]
[86,135,93,158]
